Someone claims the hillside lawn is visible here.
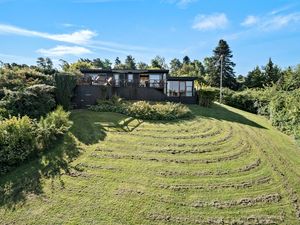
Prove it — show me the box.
[1,104,300,224]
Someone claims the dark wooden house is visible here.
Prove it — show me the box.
[73,68,197,108]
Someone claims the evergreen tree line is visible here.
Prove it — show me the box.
[0,39,299,93]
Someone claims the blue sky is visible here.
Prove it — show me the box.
[0,0,300,75]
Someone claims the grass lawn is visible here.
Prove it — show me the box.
[1,104,300,224]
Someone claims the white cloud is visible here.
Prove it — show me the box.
[241,15,259,27]
[37,45,92,56]
[162,0,197,8]
[241,12,300,31]
[192,13,229,31]
[0,24,96,44]
[262,13,300,30]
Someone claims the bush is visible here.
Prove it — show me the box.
[198,87,218,107]
[37,106,73,150]
[0,107,9,120]
[54,73,77,110]
[90,98,192,121]
[222,89,258,113]
[268,89,300,137]
[0,107,72,175]
[0,84,56,118]
[0,116,36,174]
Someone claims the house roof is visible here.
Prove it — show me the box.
[80,68,169,74]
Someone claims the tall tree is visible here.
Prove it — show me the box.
[211,39,237,89]
[124,55,136,69]
[92,58,112,69]
[114,57,122,69]
[203,57,218,86]
[264,58,281,85]
[150,56,168,69]
[170,58,182,75]
[183,56,191,64]
[137,62,148,70]
[36,57,55,75]
[245,66,265,88]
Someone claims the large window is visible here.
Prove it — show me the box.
[167,81,193,97]
[167,81,180,96]
[149,74,162,88]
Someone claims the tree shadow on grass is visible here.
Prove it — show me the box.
[190,103,266,129]
[70,110,143,145]
[0,133,82,209]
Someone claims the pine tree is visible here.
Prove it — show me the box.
[114,57,122,69]
[264,58,281,85]
[124,55,136,69]
[212,39,237,89]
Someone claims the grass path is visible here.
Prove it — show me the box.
[1,104,300,224]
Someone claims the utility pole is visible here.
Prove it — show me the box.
[219,55,223,104]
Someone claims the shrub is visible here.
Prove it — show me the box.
[198,87,218,107]
[0,107,72,175]
[0,116,36,174]
[54,73,77,110]
[268,89,300,137]
[90,98,192,121]
[0,84,56,118]
[222,89,258,113]
[0,107,9,120]
[37,106,73,150]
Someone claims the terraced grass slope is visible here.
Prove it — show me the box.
[1,104,300,224]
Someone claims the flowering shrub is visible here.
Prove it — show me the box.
[89,98,192,121]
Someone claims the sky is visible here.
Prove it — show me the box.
[0,0,300,75]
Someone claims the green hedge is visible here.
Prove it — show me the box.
[268,90,300,138]
[0,107,72,175]
[221,87,300,139]
[89,97,192,121]
[198,87,218,107]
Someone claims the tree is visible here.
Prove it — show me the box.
[191,60,205,77]
[114,57,122,69]
[203,57,218,86]
[54,72,77,110]
[59,59,70,71]
[170,58,182,75]
[150,56,168,69]
[124,55,137,69]
[279,65,300,91]
[183,56,191,64]
[264,58,281,85]
[92,58,112,69]
[245,66,265,88]
[68,60,93,72]
[210,39,237,89]
[137,62,148,70]
[36,57,56,75]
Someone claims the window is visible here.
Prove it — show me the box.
[167,81,179,96]
[167,80,193,97]
[114,74,120,86]
[179,81,186,96]
[128,74,133,82]
[186,81,193,96]
[149,74,162,88]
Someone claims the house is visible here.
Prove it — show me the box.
[72,68,198,108]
